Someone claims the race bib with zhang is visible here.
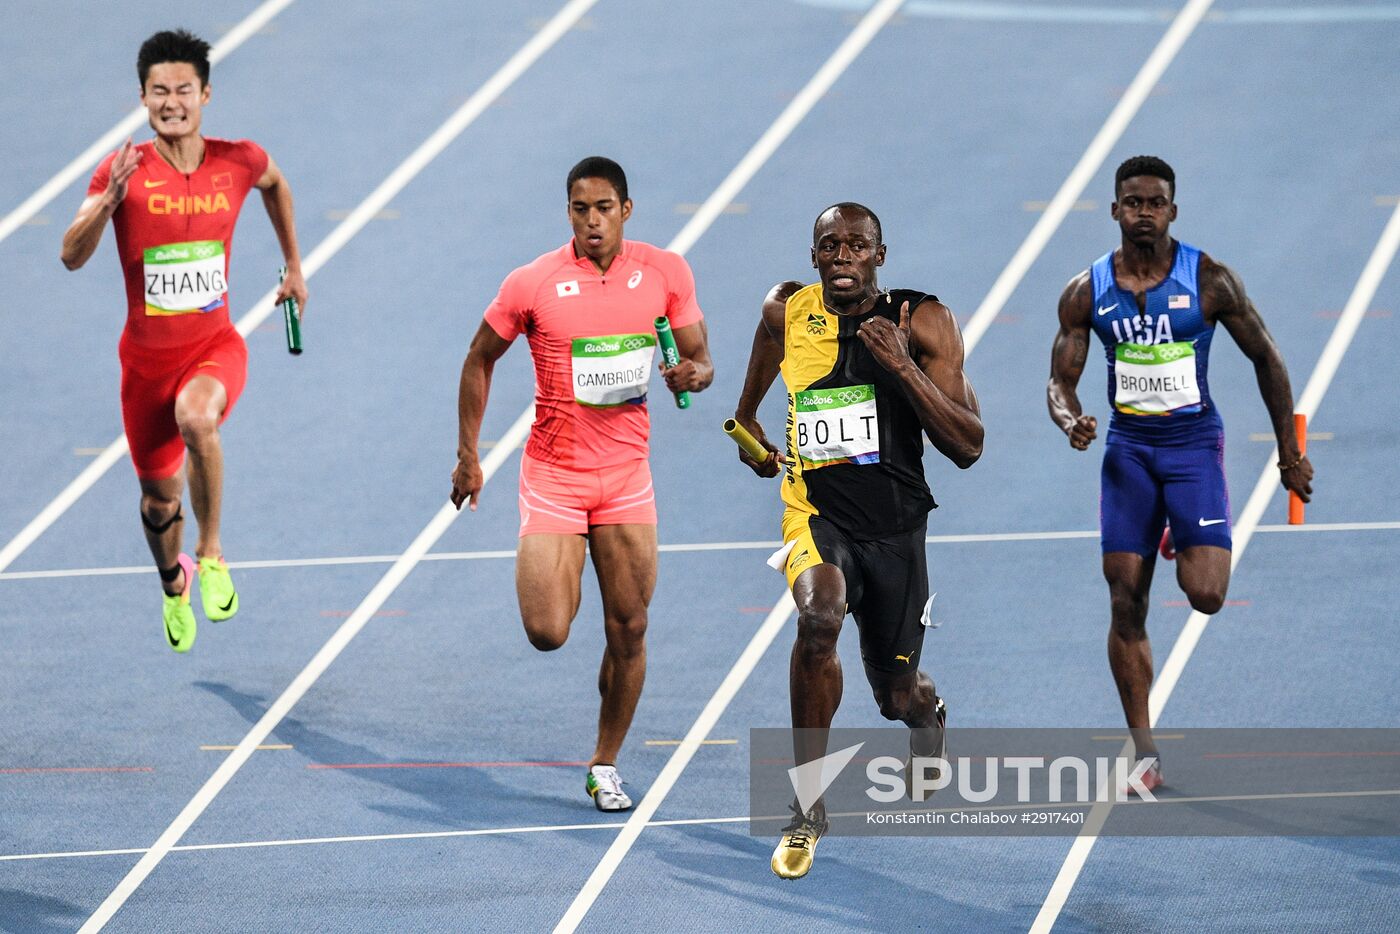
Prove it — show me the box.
[143,240,227,316]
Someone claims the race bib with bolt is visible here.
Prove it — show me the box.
[794,384,881,467]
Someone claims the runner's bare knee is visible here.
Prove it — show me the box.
[1186,585,1225,616]
[523,615,569,652]
[176,406,219,448]
[795,603,842,660]
[604,612,647,659]
[1108,582,1149,638]
[140,491,180,528]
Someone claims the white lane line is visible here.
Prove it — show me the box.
[0,443,132,575]
[0,0,598,577]
[76,3,601,928]
[5,522,1398,582]
[960,0,1219,352]
[1253,521,1400,533]
[664,0,904,258]
[1030,198,1400,933]
[79,403,528,932]
[0,0,297,245]
[10,785,1399,865]
[557,2,1222,925]
[553,3,908,930]
[554,596,796,933]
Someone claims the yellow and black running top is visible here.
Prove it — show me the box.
[779,283,936,538]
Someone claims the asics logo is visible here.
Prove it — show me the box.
[1198,518,1226,526]
[1096,303,1118,316]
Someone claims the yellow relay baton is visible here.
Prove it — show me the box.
[723,418,775,466]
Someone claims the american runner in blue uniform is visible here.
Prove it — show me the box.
[1047,156,1314,791]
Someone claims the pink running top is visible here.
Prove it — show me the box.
[485,240,704,468]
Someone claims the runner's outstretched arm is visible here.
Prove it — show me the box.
[1204,256,1313,501]
[1048,272,1098,451]
[451,321,512,511]
[733,281,799,477]
[858,298,983,469]
[61,139,141,270]
[256,155,308,310]
[662,319,714,393]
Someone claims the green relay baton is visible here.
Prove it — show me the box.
[279,265,303,355]
[654,316,690,409]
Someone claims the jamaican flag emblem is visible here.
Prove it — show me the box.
[805,313,827,335]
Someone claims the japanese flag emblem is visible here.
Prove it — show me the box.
[556,280,580,298]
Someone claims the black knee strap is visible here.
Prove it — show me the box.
[141,504,182,535]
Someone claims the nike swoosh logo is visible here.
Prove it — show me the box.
[1096,303,1118,316]
[219,595,236,613]
[1198,518,1227,526]
[143,179,168,188]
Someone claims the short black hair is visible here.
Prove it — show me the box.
[1115,155,1175,199]
[138,29,211,88]
[566,156,628,203]
[814,202,882,244]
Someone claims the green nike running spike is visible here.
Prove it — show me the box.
[198,555,239,622]
[163,553,197,653]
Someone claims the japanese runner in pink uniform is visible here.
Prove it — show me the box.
[484,237,702,533]
[451,158,714,812]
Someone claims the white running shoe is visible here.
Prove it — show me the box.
[586,764,633,812]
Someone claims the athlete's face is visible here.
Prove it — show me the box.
[569,177,631,268]
[1112,175,1177,248]
[141,62,209,141]
[812,209,885,307]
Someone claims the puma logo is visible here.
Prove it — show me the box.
[895,653,912,665]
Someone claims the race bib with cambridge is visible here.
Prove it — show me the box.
[794,384,881,467]
[143,240,227,316]
[571,333,656,407]
[1114,341,1201,415]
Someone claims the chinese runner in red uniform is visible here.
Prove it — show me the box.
[62,30,308,653]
